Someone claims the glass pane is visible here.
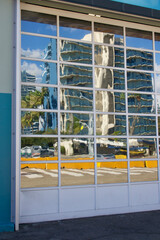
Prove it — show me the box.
[61,162,94,186]
[61,138,94,160]
[21,163,58,188]
[95,45,124,68]
[21,111,58,135]
[21,10,57,36]
[60,88,93,111]
[21,137,58,160]
[60,17,91,41]
[128,93,155,114]
[96,114,126,135]
[127,71,154,92]
[21,35,57,60]
[126,28,152,50]
[21,60,57,85]
[130,161,158,182]
[95,68,125,90]
[155,53,160,72]
[129,138,157,159]
[157,95,160,113]
[157,117,160,136]
[60,113,94,135]
[94,23,124,45]
[155,33,160,51]
[95,91,126,113]
[128,116,156,136]
[60,40,92,64]
[21,85,57,110]
[96,138,127,160]
[127,49,153,71]
[60,64,92,87]
[97,162,128,184]
[156,74,160,93]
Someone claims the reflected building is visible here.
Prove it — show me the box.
[21,71,36,97]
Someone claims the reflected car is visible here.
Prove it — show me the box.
[40,146,54,157]
[31,145,41,158]
[21,146,32,158]
[103,154,115,159]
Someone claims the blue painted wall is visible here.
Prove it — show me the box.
[0,93,14,232]
[111,0,160,10]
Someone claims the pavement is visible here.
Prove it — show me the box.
[1,210,160,240]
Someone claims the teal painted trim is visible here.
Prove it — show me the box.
[111,0,160,10]
[0,93,12,227]
[0,223,14,232]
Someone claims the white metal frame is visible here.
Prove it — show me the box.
[16,2,160,226]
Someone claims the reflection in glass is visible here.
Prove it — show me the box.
[128,93,155,114]
[60,64,92,87]
[21,137,58,159]
[21,85,57,110]
[60,88,93,111]
[96,138,127,160]
[128,116,156,136]
[94,23,123,45]
[96,114,126,135]
[60,113,94,135]
[60,40,92,64]
[21,60,57,85]
[95,68,125,90]
[61,162,94,186]
[95,91,126,113]
[97,162,127,184]
[21,111,58,135]
[157,95,160,113]
[21,10,57,36]
[156,74,160,93]
[129,138,157,159]
[157,117,160,136]
[21,35,57,60]
[127,49,153,71]
[155,53,160,72]
[127,71,154,92]
[95,45,124,68]
[60,17,91,41]
[130,161,157,182]
[155,33,160,51]
[61,138,94,160]
[21,163,58,188]
[126,28,152,50]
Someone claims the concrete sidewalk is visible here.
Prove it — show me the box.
[1,210,160,240]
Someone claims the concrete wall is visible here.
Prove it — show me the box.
[0,0,14,232]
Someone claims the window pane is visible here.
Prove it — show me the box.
[21,85,58,110]
[97,162,128,184]
[127,71,154,92]
[60,17,91,41]
[157,95,160,113]
[155,53,160,72]
[128,116,156,136]
[21,111,58,135]
[96,138,127,160]
[60,40,92,64]
[21,163,58,188]
[96,114,126,135]
[129,138,157,159]
[157,117,160,136]
[61,138,94,160]
[155,74,160,93]
[60,88,93,111]
[21,137,58,160]
[127,49,153,71]
[95,45,124,68]
[95,68,125,90]
[155,33,160,51]
[61,162,94,186]
[21,35,57,60]
[130,161,158,182]
[60,113,94,135]
[94,23,124,45]
[21,10,57,36]
[21,60,57,85]
[60,64,92,87]
[96,91,126,113]
[126,28,152,50]
[128,93,155,114]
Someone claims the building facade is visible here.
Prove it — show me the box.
[2,0,160,232]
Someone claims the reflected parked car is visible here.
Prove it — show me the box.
[40,146,54,157]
